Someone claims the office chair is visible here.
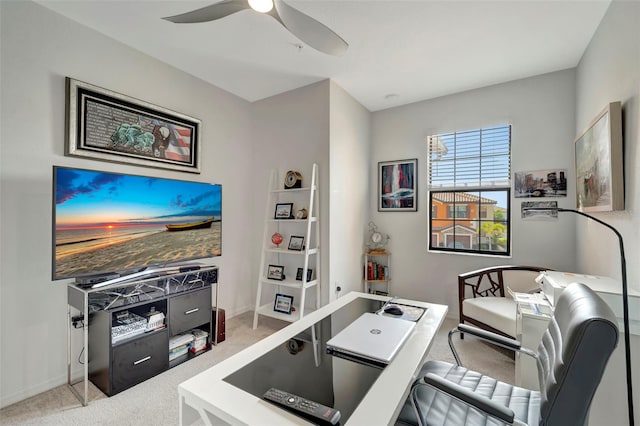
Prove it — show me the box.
[396,282,619,426]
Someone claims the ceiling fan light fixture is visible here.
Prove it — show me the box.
[248,0,273,13]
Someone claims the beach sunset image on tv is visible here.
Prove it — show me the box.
[53,166,221,280]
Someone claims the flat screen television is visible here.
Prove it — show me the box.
[52,165,221,282]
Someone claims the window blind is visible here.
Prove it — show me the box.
[428,125,511,189]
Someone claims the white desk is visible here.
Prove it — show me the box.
[178,292,447,425]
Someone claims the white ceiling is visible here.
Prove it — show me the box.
[36,0,611,111]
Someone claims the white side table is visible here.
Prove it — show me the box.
[514,294,551,390]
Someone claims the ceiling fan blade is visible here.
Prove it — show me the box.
[272,0,348,56]
[162,0,249,23]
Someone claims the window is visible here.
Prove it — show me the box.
[427,125,511,255]
[447,205,468,218]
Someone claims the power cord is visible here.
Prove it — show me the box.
[71,314,85,329]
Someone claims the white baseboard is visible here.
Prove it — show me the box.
[1,373,67,409]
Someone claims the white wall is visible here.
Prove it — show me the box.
[575,2,640,424]
[329,82,371,299]
[0,1,255,407]
[370,70,578,313]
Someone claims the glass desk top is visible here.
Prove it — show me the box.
[223,298,424,424]
[177,292,448,426]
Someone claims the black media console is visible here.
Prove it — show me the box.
[67,265,219,403]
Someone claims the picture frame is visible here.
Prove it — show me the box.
[574,101,624,212]
[514,169,567,198]
[521,201,558,220]
[274,203,293,219]
[288,235,305,251]
[296,268,313,281]
[378,158,417,211]
[274,293,294,314]
[266,264,285,281]
[65,78,201,173]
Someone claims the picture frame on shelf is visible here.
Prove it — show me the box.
[378,158,417,211]
[65,77,201,173]
[288,235,305,251]
[274,203,293,219]
[267,264,285,281]
[274,293,294,314]
[296,268,313,281]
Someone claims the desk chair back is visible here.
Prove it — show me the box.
[537,282,619,425]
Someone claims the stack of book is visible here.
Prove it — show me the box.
[169,333,194,361]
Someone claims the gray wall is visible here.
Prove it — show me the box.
[0,1,255,407]
[575,1,640,292]
[575,2,640,424]
[370,69,578,311]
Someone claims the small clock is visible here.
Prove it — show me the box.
[284,170,302,189]
[367,221,389,252]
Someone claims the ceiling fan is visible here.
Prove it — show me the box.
[162,0,349,56]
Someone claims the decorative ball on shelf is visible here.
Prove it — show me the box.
[295,208,308,220]
[271,232,283,247]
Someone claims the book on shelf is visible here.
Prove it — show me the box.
[366,261,389,281]
[169,332,194,350]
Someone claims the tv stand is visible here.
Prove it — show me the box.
[67,265,219,405]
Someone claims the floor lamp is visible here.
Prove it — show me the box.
[524,207,634,426]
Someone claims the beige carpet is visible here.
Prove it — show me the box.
[0,315,514,425]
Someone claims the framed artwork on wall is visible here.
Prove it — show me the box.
[574,101,624,212]
[65,78,201,173]
[378,158,417,211]
[514,169,567,198]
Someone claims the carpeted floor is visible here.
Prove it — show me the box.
[0,314,514,425]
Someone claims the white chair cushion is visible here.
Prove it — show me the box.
[463,297,517,337]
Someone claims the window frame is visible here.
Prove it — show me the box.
[427,124,511,256]
[428,189,511,256]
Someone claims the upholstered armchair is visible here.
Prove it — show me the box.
[458,265,548,338]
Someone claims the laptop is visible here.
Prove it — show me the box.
[326,312,416,367]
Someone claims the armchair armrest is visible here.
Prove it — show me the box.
[411,373,515,425]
